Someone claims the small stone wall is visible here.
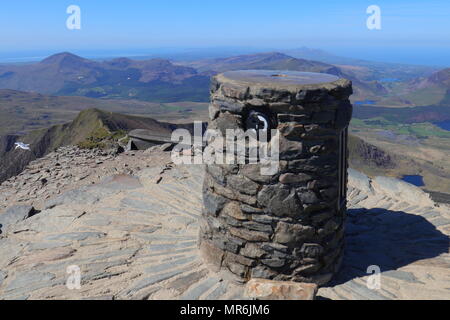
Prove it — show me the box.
[199,70,353,285]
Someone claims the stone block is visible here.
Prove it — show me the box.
[203,191,228,216]
[257,185,303,218]
[226,174,260,195]
[240,243,267,259]
[229,227,270,242]
[274,221,315,246]
[222,201,248,220]
[279,173,312,184]
[244,279,317,300]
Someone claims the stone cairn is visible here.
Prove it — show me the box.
[199,70,353,285]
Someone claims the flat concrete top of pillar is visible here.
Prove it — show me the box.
[220,70,340,87]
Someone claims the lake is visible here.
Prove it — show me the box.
[401,175,425,187]
[434,120,450,131]
[354,100,376,105]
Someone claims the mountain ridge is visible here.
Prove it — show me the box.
[0,109,196,184]
[0,51,387,102]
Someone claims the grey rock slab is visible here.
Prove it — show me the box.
[141,247,196,259]
[120,198,153,211]
[179,277,222,300]
[420,211,441,219]
[0,238,26,268]
[4,271,57,295]
[43,175,141,210]
[0,205,35,233]
[124,266,192,297]
[165,269,209,293]
[82,260,129,282]
[430,217,450,227]
[94,174,142,191]
[146,241,197,253]
[80,248,138,263]
[82,215,112,227]
[220,70,340,87]
[44,232,106,242]
[0,271,6,287]
[382,270,422,284]
[342,281,391,300]
[144,256,197,274]
[44,188,103,209]
[348,168,373,194]
[205,282,229,300]
[139,226,162,233]
[27,241,71,251]
[136,234,196,242]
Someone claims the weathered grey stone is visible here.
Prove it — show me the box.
[260,242,289,254]
[209,104,220,120]
[222,201,247,220]
[0,205,35,233]
[124,266,192,297]
[44,232,106,241]
[240,204,263,214]
[44,188,101,209]
[240,243,266,259]
[179,277,221,300]
[166,270,208,293]
[5,271,56,294]
[203,191,228,216]
[251,214,275,224]
[199,240,225,270]
[204,282,228,300]
[250,266,278,279]
[300,243,324,259]
[279,173,312,184]
[145,256,197,274]
[229,227,270,242]
[274,221,315,246]
[226,174,260,195]
[257,185,302,218]
[261,258,287,268]
[224,251,256,267]
[242,220,273,233]
[206,165,226,185]
[382,270,420,283]
[210,111,242,136]
[297,188,319,204]
[278,136,303,160]
[239,164,275,184]
[0,271,5,287]
[213,98,245,114]
[211,235,243,254]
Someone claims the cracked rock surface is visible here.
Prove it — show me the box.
[0,147,449,300]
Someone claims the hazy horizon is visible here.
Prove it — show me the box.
[0,1,449,66]
[0,45,449,68]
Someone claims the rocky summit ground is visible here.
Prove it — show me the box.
[0,146,449,300]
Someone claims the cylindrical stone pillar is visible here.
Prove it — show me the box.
[199,70,353,285]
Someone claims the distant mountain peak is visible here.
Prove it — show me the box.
[40,52,90,67]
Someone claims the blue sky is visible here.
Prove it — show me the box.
[0,0,449,65]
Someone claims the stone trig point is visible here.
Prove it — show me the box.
[200,70,353,286]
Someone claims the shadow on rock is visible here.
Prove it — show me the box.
[326,207,450,286]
